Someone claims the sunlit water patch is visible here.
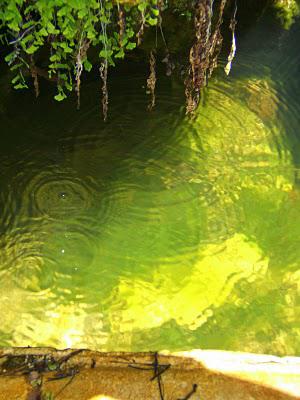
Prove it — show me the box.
[0,16,300,355]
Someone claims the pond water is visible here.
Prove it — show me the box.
[0,13,300,355]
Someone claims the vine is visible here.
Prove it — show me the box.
[0,1,244,118]
[0,0,160,117]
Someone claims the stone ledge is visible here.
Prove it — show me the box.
[0,348,299,399]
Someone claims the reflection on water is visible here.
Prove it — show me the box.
[0,14,300,355]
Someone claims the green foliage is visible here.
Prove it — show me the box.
[0,0,161,100]
[165,0,192,18]
[273,0,300,29]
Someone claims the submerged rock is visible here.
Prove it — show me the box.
[245,79,279,121]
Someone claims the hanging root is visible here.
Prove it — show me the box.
[224,0,237,75]
[30,56,39,98]
[162,49,174,76]
[185,0,213,114]
[185,0,232,114]
[137,10,145,46]
[208,0,228,78]
[118,5,126,46]
[147,51,156,111]
[75,61,83,110]
[156,0,174,77]
[100,60,108,121]
[75,39,90,110]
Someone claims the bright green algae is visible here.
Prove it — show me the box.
[0,15,300,356]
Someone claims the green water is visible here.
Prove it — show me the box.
[0,15,300,355]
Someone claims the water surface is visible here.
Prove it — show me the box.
[0,14,300,355]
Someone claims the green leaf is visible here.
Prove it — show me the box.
[14,82,28,89]
[57,6,68,17]
[105,1,113,10]
[12,75,21,84]
[54,92,66,101]
[100,15,109,24]
[39,27,48,36]
[99,49,113,58]
[5,52,16,63]
[126,42,136,50]
[83,59,93,72]
[47,22,58,34]
[20,33,34,44]
[138,3,147,12]
[65,81,73,91]
[115,48,125,58]
[78,9,87,19]
[10,62,23,71]
[121,37,128,47]
[87,29,96,40]
[147,17,158,26]
[50,54,60,62]
[127,28,135,39]
[49,62,69,69]
[26,45,39,54]
[60,42,73,53]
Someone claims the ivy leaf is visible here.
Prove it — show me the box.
[83,59,93,72]
[121,37,128,47]
[99,49,113,58]
[26,45,39,54]
[57,6,68,17]
[126,42,136,50]
[65,80,73,91]
[87,29,96,40]
[38,27,48,36]
[47,22,58,34]
[54,92,66,101]
[10,62,24,71]
[60,42,73,53]
[105,1,113,10]
[78,9,87,19]
[50,54,60,62]
[100,15,109,24]
[126,28,135,38]
[115,48,125,58]
[138,3,147,12]
[14,82,28,89]
[5,52,16,63]
[147,17,158,26]
[11,75,21,84]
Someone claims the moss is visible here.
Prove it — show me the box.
[273,0,300,29]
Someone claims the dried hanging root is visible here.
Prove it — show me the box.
[147,51,156,111]
[191,0,212,89]
[185,0,213,114]
[185,0,232,114]
[100,60,108,121]
[30,55,39,98]
[137,11,145,46]
[75,39,90,110]
[208,0,228,78]
[224,0,237,75]
[185,75,198,115]
[75,63,83,110]
[118,4,126,46]
[156,1,174,77]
